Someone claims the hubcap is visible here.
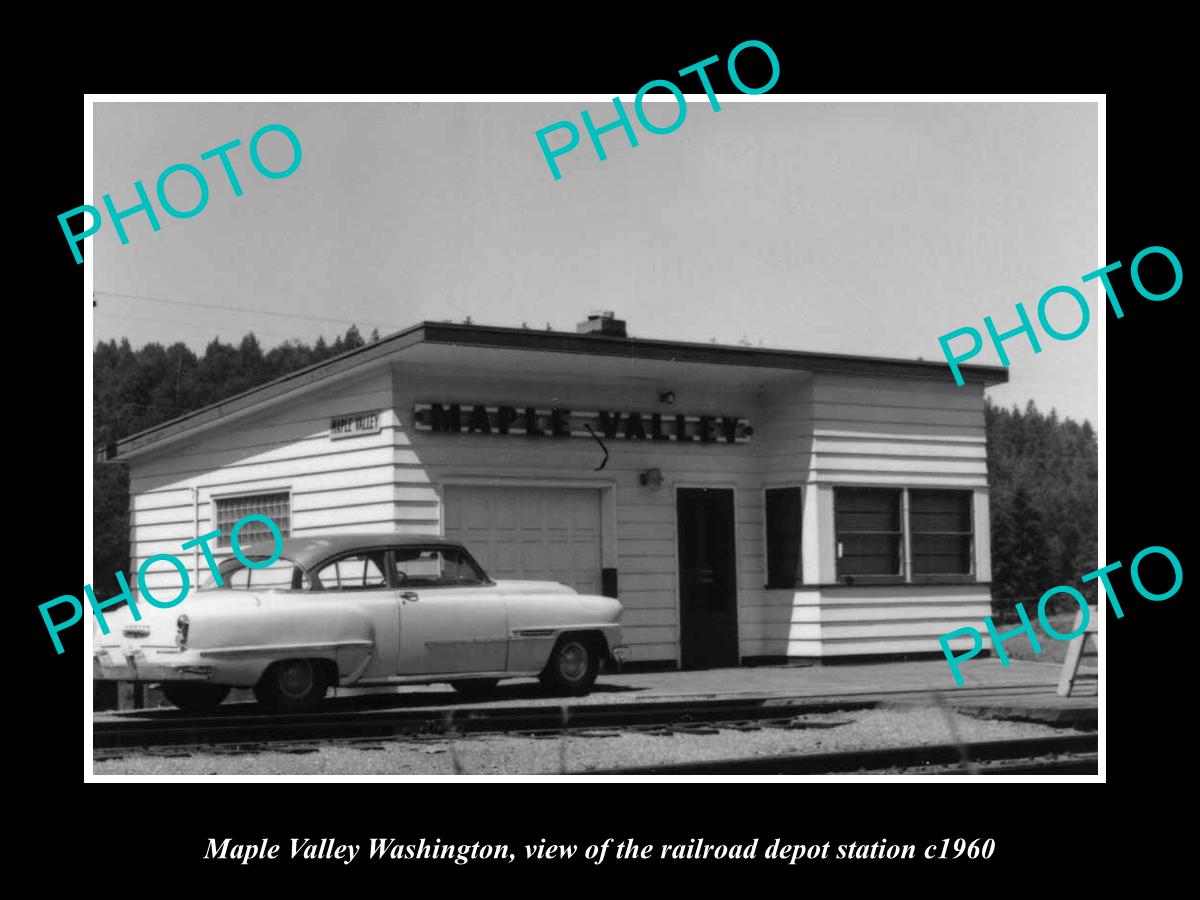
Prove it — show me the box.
[278,660,314,697]
[558,642,587,681]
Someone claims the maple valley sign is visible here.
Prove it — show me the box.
[413,404,753,444]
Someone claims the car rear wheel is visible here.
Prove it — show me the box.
[539,635,599,696]
[450,679,500,700]
[162,683,230,714]
[254,659,329,713]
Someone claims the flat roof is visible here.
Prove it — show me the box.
[102,320,1008,460]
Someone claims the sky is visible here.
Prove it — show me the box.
[92,100,1099,424]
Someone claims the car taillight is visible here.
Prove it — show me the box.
[176,615,189,648]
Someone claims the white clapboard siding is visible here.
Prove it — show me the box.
[131,488,195,513]
[790,604,991,623]
[810,402,984,428]
[134,378,394,476]
[129,369,399,598]
[738,601,800,627]
[809,635,991,657]
[615,521,673,542]
[805,619,990,640]
[807,471,986,488]
[754,382,814,485]
[132,521,204,543]
[135,445,397,489]
[737,585,994,657]
[132,505,202,527]
[814,437,986,458]
[132,429,400,481]
[293,485,425,511]
[804,374,988,490]
[619,607,678,627]
[811,459,986,478]
[628,643,677,661]
[618,572,678,592]
[792,585,992,606]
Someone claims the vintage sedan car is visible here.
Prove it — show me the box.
[93,533,629,713]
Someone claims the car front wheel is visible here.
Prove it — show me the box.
[254,659,330,713]
[162,683,230,714]
[539,635,599,696]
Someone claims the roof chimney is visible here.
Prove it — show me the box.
[576,310,627,338]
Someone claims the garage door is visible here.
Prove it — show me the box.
[443,485,602,596]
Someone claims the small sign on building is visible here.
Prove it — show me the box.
[330,410,383,439]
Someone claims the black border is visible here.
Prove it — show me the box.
[26,23,1191,885]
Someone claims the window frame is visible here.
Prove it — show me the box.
[309,550,393,592]
[212,489,292,548]
[833,486,977,586]
[907,488,975,583]
[833,487,905,584]
[210,553,310,592]
[763,486,804,589]
[388,544,496,590]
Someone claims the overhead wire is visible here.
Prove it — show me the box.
[93,289,402,332]
[93,309,306,341]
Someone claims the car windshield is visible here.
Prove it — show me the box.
[201,555,310,591]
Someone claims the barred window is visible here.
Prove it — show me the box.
[214,492,291,547]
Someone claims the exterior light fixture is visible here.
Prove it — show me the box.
[659,390,676,404]
[639,468,664,488]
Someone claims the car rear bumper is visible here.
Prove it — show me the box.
[93,648,214,682]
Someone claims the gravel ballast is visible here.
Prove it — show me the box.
[94,706,1084,776]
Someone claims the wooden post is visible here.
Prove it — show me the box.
[1057,605,1099,697]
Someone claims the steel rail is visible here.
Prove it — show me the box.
[94,695,880,750]
[93,684,1092,753]
[588,734,1099,775]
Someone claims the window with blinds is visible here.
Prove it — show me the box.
[834,487,903,578]
[910,489,973,575]
[833,486,975,583]
[214,492,291,547]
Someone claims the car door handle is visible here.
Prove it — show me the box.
[399,591,419,601]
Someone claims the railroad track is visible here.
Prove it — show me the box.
[94,695,880,754]
[94,718,1097,774]
[93,683,1093,761]
[588,734,1099,775]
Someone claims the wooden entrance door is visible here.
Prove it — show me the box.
[676,488,739,668]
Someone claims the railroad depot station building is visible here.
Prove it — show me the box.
[106,313,1007,669]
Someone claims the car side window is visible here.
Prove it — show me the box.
[216,558,309,591]
[313,552,390,591]
[392,547,488,588]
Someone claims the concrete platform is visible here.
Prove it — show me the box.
[495,658,1098,727]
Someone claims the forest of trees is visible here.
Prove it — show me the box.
[986,400,1098,619]
[92,330,1098,618]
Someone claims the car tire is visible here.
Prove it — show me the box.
[539,635,599,696]
[450,679,500,700]
[161,683,230,714]
[254,659,330,713]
